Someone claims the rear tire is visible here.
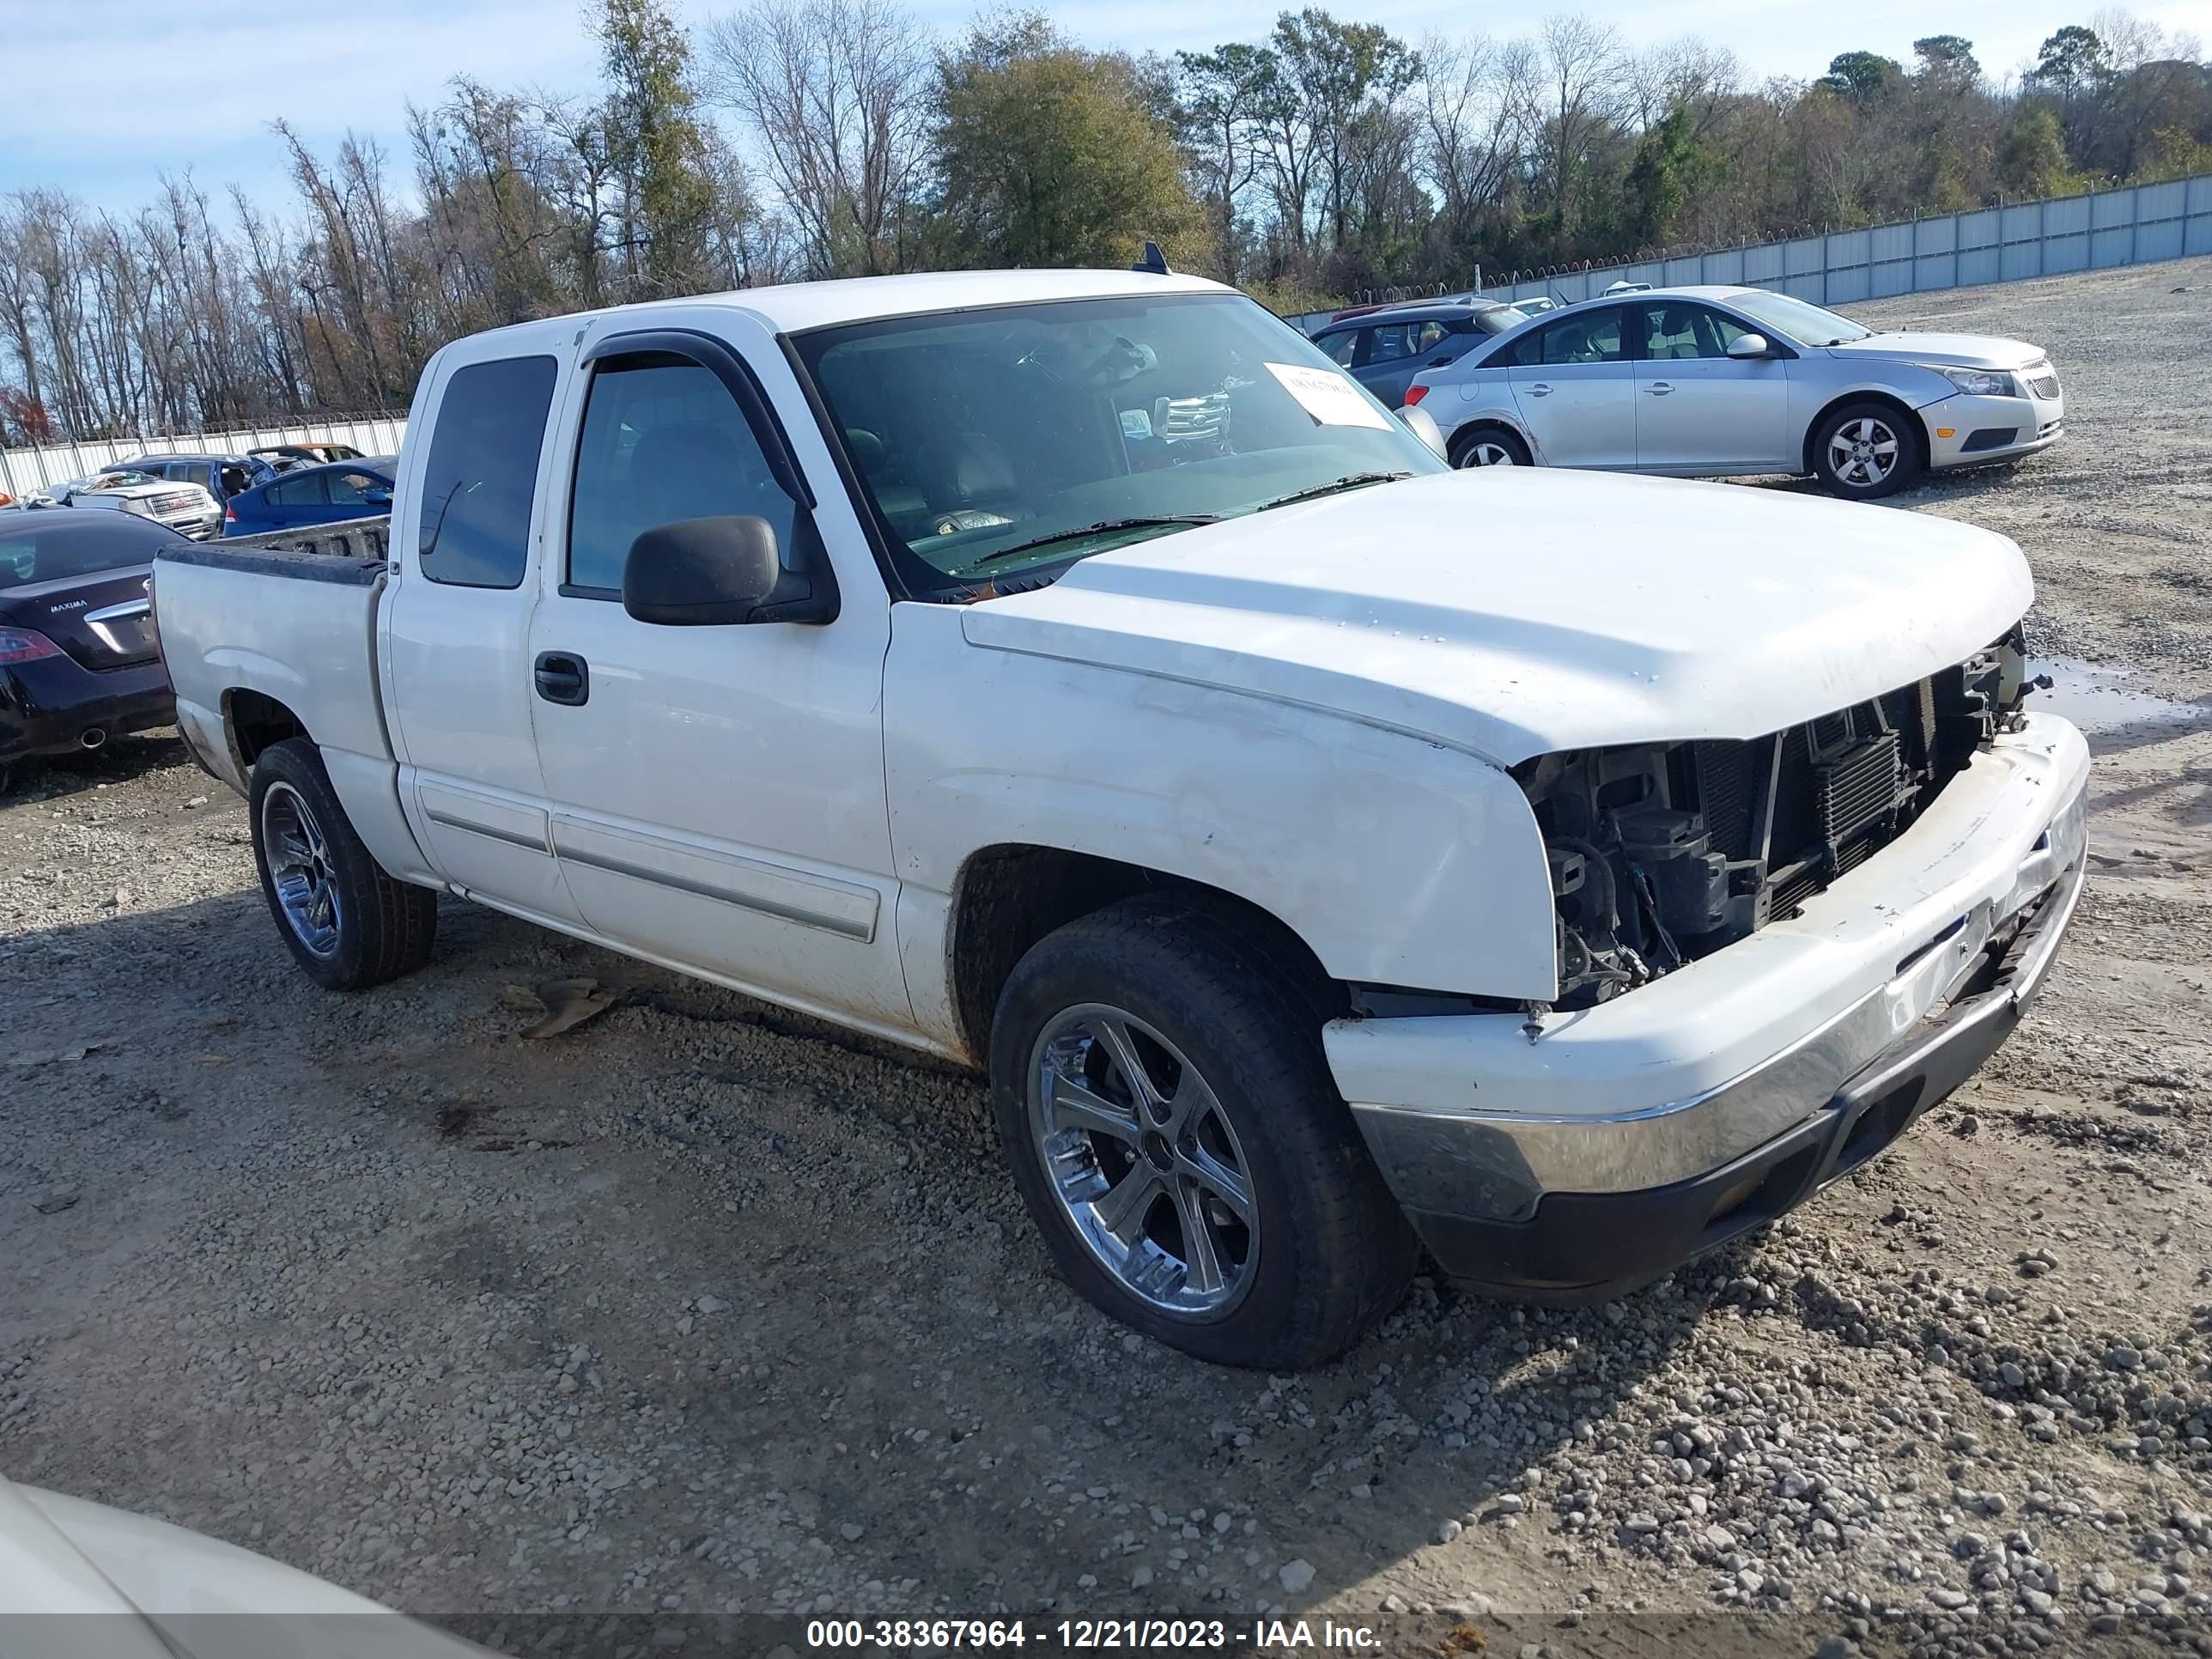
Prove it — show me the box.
[1449,425,1531,469]
[989,895,1416,1370]
[249,737,436,991]
[1812,401,1923,500]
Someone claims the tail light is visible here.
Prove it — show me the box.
[224,501,237,523]
[145,576,161,653]
[1404,383,1429,406]
[0,627,64,665]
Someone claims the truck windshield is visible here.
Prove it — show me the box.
[791,291,1446,594]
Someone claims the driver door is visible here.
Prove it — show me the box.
[1631,302,1793,474]
[524,309,911,1027]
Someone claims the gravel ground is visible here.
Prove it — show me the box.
[5,256,2212,1659]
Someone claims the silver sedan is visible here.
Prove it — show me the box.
[1406,284,2063,499]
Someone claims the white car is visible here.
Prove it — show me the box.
[1408,284,2063,497]
[151,267,2087,1370]
[66,472,223,539]
[0,1471,481,1657]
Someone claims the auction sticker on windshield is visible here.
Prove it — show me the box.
[1264,362,1395,430]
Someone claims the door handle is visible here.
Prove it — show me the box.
[1644,382,1674,396]
[1527,382,1552,397]
[533,651,589,707]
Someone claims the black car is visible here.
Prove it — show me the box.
[0,513,184,791]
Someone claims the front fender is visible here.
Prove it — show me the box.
[884,605,1559,1003]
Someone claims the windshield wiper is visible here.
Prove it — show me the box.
[1252,471,1411,512]
[961,514,1222,570]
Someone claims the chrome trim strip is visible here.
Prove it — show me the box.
[422,806,549,854]
[82,598,150,623]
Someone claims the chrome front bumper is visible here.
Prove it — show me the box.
[1327,715,2089,1281]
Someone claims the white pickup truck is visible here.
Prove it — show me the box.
[152,267,2088,1370]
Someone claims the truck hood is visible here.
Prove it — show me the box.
[960,468,2033,765]
[1825,331,2045,369]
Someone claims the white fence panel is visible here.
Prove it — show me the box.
[0,415,407,496]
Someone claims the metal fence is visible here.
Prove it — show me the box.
[0,413,407,498]
[1280,173,2212,332]
[1497,173,2212,309]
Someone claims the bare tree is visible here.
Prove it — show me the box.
[1528,15,1626,240]
[704,0,930,278]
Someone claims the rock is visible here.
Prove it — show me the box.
[1434,1519,1462,1545]
[1491,1493,1525,1516]
[1929,1588,1971,1610]
[32,1190,78,1215]
[696,1295,730,1315]
[2108,1345,2142,1371]
[1736,1569,1764,1595]
[839,1523,864,1541]
[1131,1566,1153,1589]
[1377,1592,1406,1613]
[1625,1512,1660,1534]
[1815,1641,1853,1659]
[1278,1559,1315,1595]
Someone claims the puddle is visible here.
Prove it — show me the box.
[2025,657,2210,736]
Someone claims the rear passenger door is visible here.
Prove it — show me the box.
[523,310,908,1026]
[258,472,327,529]
[1506,307,1637,469]
[381,348,586,927]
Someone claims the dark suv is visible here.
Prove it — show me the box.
[1310,298,1531,409]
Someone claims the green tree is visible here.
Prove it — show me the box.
[1912,35,1981,91]
[931,14,1200,270]
[1818,50,1904,108]
[1266,10,1419,254]
[1622,105,1697,246]
[1996,106,2073,197]
[1175,41,1283,284]
[596,0,722,297]
[2026,25,2108,95]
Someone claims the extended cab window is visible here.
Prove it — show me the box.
[417,355,558,589]
[566,356,799,595]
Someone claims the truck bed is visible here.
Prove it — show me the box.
[151,516,396,798]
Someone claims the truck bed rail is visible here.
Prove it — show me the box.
[155,516,391,585]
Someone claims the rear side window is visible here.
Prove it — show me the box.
[566,356,798,594]
[267,474,325,507]
[417,355,558,589]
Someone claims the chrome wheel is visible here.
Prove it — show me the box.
[1027,1004,1257,1316]
[1828,416,1899,488]
[261,780,342,957]
[1456,440,1517,467]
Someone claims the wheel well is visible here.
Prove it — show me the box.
[945,846,1340,1067]
[1802,391,1923,475]
[224,689,307,772]
[1449,419,1523,461]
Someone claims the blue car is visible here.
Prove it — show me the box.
[222,456,397,537]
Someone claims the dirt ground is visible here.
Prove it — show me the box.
[5,256,2212,1658]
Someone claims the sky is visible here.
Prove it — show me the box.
[1,0,2203,214]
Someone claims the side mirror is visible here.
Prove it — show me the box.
[1725,333,1772,360]
[362,487,392,506]
[1397,404,1448,459]
[622,514,838,627]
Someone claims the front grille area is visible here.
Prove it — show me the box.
[1683,660,1996,927]
[151,490,200,514]
[2027,370,2060,400]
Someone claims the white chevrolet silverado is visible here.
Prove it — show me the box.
[151,268,2088,1370]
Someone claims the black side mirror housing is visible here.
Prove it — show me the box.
[621,514,839,626]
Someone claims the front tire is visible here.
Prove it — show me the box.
[989,896,1415,1370]
[1449,425,1531,469]
[249,737,437,990]
[1813,401,1923,499]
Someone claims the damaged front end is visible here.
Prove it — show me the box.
[1520,631,2039,1012]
